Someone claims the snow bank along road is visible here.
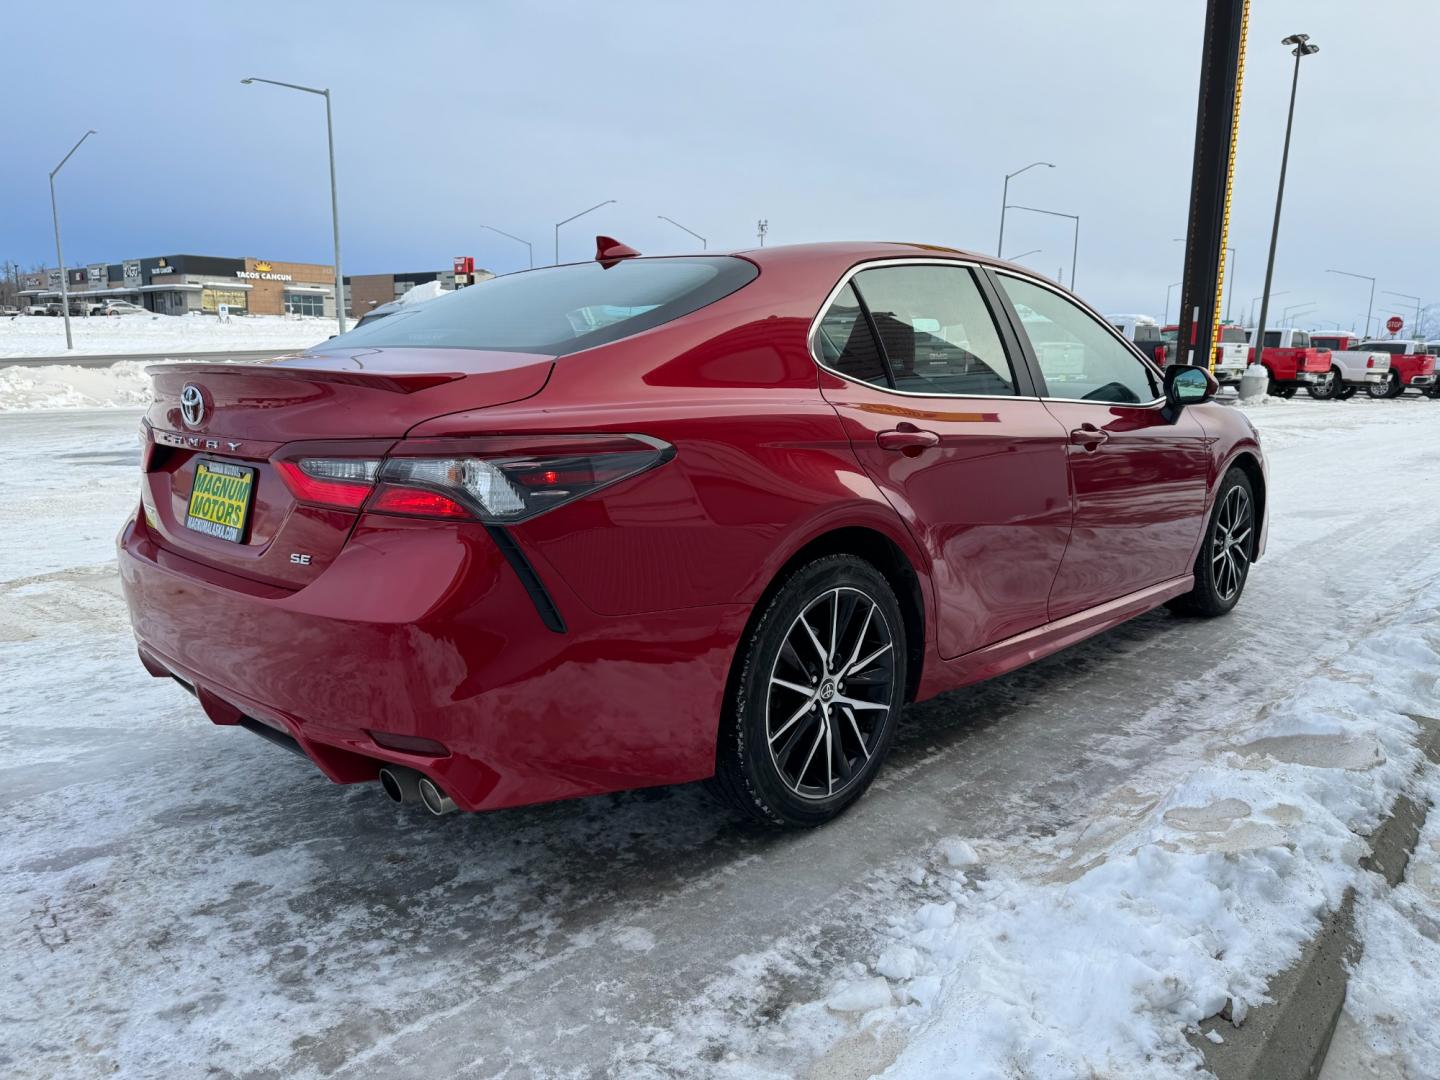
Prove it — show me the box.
[2,397,1438,1079]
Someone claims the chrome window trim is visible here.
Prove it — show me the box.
[805,257,1031,401]
[992,267,1166,407]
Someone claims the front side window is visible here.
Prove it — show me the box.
[814,265,1017,396]
[311,256,757,356]
[998,274,1159,404]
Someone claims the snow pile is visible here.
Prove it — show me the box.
[398,279,447,306]
[800,585,1440,1079]
[0,360,169,411]
[1343,764,1440,1076]
[0,312,329,358]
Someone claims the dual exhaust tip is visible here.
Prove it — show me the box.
[378,765,456,816]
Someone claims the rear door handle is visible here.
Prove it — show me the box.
[1068,424,1109,450]
[876,428,940,451]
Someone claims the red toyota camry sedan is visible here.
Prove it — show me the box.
[119,240,1266,827]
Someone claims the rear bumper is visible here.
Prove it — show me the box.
[118,513,747,811]
[1405,373,1435,388]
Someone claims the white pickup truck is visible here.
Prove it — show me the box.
[1307,332,1391,400]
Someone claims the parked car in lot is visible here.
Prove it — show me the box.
[23,305,50,316]
[1356,340,1437,398]
[1161,322,1250,386]
[92,299,147,316]
[1245,327,1331,397]
[120,240,1267,826]
[1108,314,1170,366]
[1307,332,1391,399]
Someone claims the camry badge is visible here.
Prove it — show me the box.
[180,384,206,428]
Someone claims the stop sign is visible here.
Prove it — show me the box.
[1386,315,1404,334]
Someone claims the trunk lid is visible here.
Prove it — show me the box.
[141,347,552,588]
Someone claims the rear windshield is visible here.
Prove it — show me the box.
[312,257,757,356]
[1360,341,1408,355]
[1218,326,1247,343]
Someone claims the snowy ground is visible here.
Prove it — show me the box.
[2,394,1439,1078]
[0,311,330,359]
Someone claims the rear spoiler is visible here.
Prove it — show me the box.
[145,362,465,395]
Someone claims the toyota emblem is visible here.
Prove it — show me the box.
[180,383,206,428]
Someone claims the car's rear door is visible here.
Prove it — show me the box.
[815,261,1072,659]
[990,270,1211,620]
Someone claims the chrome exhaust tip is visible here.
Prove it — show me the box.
[378,765,422,805]
[417,776,458,816]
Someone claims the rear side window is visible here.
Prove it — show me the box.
[815,283,888,385]
[311,257,757,356]
[815,265,1016,396]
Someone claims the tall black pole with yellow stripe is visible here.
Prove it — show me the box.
[1176,0,1248,371]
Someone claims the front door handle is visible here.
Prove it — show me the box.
[1069,424,1109,450]
[877,428,940,451]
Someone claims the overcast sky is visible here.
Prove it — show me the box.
[4,0,1435,330]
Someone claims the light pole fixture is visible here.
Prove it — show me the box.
[480,224,534,269]
[657,216,707,249]
[1003,248,1042,262]
[997,161,1054,258]
[1251,33,1319,375]
[1325,269,1375,338]
[1382,290,1421,338]
[1005,204,1079,289]
[49,129,97,351]
[554,200,616,265]
[242,76,347,334]
[1165,281,1183,325]
[1280,302,1316,327]
[757,219,769,246]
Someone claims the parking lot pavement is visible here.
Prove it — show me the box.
[2,400,1439,1078]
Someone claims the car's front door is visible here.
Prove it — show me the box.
[815,262,1073,659]
[992,272,1211,620]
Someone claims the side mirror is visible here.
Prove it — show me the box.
[1162,364,1217,422]
[1164,364,1217,408]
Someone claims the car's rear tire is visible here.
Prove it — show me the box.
[1167,468,1256,619]
[1268,378,1297,399]
[710,554,906,827]
[1368,371,1403,399]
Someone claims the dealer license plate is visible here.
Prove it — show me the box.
[185,460,256,544]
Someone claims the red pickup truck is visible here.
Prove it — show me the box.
[1247,328,1332,398]
[1356,340,1438,398]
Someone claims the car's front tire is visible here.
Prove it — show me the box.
[711,554,906,827]
[1168,468,1256,618]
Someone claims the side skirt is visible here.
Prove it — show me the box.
[927,575,1194,695]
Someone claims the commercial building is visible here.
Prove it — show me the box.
[346,267,494,315]
[20,255,338,317]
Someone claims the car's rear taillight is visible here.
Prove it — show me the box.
[1367,355,1376,368]
[139,423,158,472]
[374,434,674,523]
[276,458,382,510]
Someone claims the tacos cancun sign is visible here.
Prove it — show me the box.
[236,261,293,282]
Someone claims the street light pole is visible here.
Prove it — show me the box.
[1325,269,1375,338]
[554,200,616,265]
[1249,291,1288,328]
[1165,281,1183,325]
[657,215,707,249]
[997,161,1054,257]
[49,129,97,351]
[1382,290,1421,338]
[479,224,534,269]
[242,77,347,334]
[1003,248,1042,263]
[1005,204,1079,289]
[1252,34,1319,375]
